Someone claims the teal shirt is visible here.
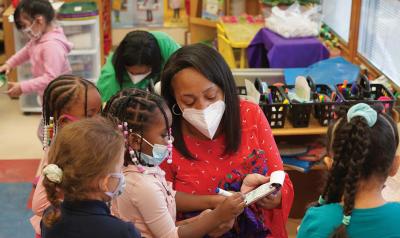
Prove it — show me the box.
[97,31,180,102]
[297,202,400,238]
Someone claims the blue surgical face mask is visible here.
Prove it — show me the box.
[105,172,126,199]
[134,133,171,166]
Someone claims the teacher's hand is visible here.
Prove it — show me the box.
[256,190,282,209]
[241,173,269,194]
[241,173,282,210]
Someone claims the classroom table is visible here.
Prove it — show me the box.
[247,28,329,68]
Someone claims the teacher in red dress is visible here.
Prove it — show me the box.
[161,44,294,238]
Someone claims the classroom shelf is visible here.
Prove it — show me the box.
[58,18,97,26]
[189,17,217,28]
[272,117,328,136]
[69,49,98,56]
[0,54,5,64]
[284,162,327,172]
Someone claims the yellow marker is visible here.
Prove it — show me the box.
[283,99,289,104]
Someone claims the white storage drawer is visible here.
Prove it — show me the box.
[68,54,99,82]
[60,19,98,50]
[20,94,41,114]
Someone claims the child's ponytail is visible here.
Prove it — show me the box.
[42,164,63,228]
[41,118,126,228]
[329,116,370,238]
[315,103,398,238]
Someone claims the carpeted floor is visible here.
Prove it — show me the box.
[0,159,40,238]
[0,183,35,238]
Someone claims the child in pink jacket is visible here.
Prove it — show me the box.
[0,0,72,100]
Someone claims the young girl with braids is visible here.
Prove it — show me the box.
[41,117,141,238]
[297,103,400,238]
[104,88,246,238]
[31,75,102,237]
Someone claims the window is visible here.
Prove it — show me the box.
[358,0,400,85]
[321,0,352,43]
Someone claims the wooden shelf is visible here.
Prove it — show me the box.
[189,17,217,28]
[272,117,328,136]
[284,162,327,172]
[0,54,5,64]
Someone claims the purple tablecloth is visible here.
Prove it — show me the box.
[247,28,329,68]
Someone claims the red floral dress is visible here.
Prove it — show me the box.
[161,100,294,238]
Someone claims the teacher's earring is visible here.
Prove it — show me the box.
[172,104,182,116]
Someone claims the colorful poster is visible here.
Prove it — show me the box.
[164,0,188,27]
[112,0,164,28]
[202,0,225,20]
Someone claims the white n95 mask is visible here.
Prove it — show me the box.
[128,71,151,84]
[22,21,42,40]
[182,100,225,139]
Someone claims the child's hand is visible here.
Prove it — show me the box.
[208,218,235,237]
[0,64,11,75]
[7,82,23,97]
[215,192,245,222]
[241,173,269,194]
[176,209,212,226]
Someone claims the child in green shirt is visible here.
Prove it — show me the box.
[97,31,180,102]
[298,103,400,238]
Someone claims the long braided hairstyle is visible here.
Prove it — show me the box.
[102,88,140,116]
[41,75,99,147]
[319,104,398,238]
[104,88,171,167]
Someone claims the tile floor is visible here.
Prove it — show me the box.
[0,97,42,160]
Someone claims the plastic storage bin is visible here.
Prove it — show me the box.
[282,80,314,128]
[68,54,99,81]
[336,76,395,113]
[60,19,99,50]
[313,84,343,126]
[259,86,289,128]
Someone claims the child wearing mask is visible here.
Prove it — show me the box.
[41,117,141,238]
[0,0,72,100]
[97,30,179,102]
[105,89,246,238]
[31,75,102,237]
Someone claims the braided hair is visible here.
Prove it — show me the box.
[104,88,170,167]
[42,75,98,137]
[102,88,140,116]
[319,104,398,238]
